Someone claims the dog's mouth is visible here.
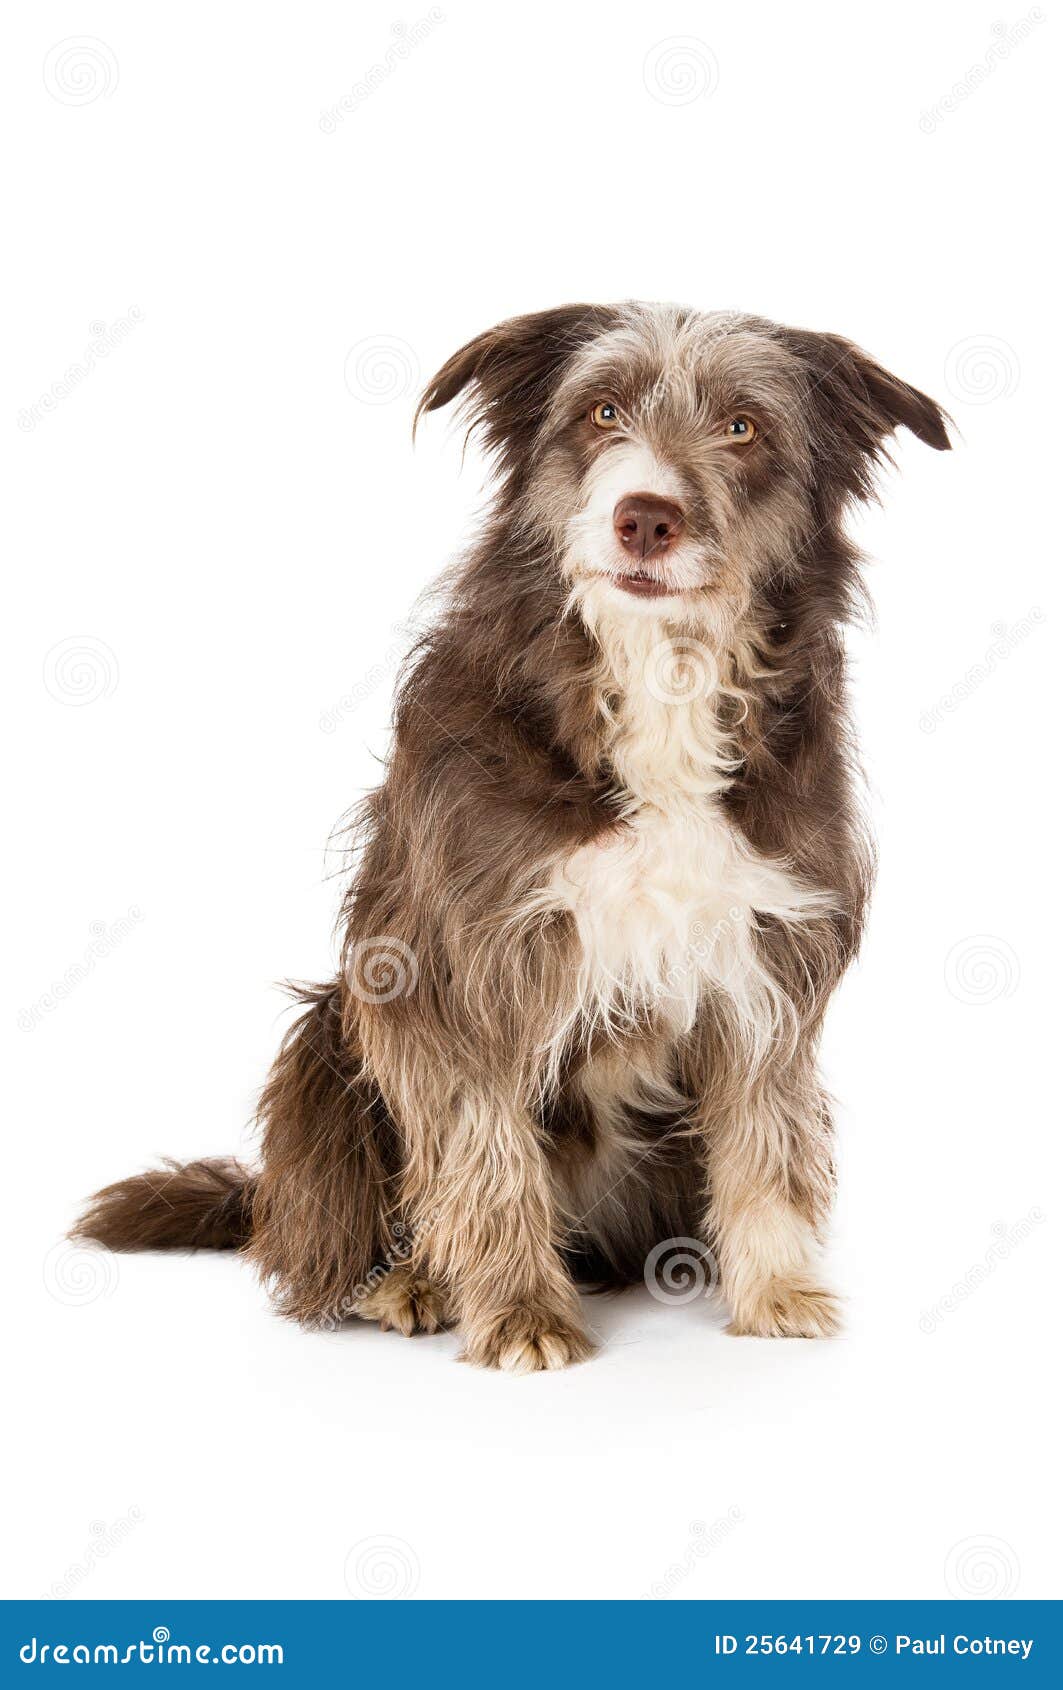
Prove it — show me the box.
[614,570,681,599]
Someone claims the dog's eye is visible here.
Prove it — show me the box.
[724,416,757,444]
[590,401,621,431]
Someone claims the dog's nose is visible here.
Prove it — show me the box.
[612,494,685,561]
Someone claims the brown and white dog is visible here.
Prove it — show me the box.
[75,303,950,1371]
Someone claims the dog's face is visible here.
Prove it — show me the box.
[419,303,950,641]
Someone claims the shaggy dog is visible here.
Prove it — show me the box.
[75,304,950,1371]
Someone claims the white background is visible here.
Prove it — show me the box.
[3,0,1059,1603]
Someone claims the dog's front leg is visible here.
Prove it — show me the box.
[409,1087,593,1373]
[700,1055,842,1339]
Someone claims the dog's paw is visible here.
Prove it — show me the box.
[462,1306,595,1373]
[727,1278,842,1339]
[352,1266,451,1336]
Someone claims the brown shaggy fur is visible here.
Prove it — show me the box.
[76,1157,255,1252]
[73,303,950,1370]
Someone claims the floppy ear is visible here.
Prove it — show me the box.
[781,328,951,499]
[415,303,616,454]
[841,339,951,452]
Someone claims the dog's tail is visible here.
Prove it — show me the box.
[72,1157,256,1253]
[70,980,397,1323]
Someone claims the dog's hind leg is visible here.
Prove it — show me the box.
[351,1264,452,1335]
[248,981,401,1327]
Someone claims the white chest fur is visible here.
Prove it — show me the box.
[553,798,822,1042]
[545,614,830,1059]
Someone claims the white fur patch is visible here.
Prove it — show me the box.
[553,802,823,1044]
[536,614,832,1087]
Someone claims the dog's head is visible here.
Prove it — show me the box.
[417,302,950,641]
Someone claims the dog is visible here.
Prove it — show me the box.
[74,303,950,1371]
